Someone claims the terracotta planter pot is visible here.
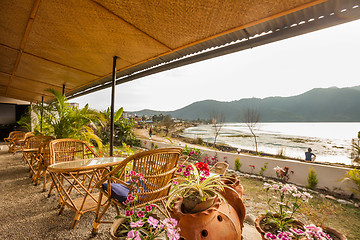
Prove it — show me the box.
[254,215,304,240]
[219,175,246,228]
[182,191,217,213]
[323,226,347,240]
[110,218,127,240]
[168,196,242,240]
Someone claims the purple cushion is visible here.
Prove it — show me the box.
[102,182,129,203]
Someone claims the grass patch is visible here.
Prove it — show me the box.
[237,175,360,239]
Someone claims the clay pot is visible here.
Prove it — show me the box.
[182,191,217,213]
[323,227,347,240]
[168,196,242,240]
[255,215,304,240]
[110,218,127,240]
[219,175,246,228]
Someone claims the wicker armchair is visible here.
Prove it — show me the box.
[91,147,182,235]
[23,135,55,179]
[49,138,98,164]
[4,131,25,153]
[48,138,98,198]
[25,136,56,190]
[210,162,229,175]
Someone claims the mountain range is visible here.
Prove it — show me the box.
[130,86,360,122]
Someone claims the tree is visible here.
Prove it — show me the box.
[210,111,225,147]
[95,107,140,147]
[28,89,103,148]
[162,115,174,136]
[243,108,260,153]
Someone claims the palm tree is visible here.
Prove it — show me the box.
[31,89,104,148]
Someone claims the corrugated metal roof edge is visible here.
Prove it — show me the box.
[66,0,360,101]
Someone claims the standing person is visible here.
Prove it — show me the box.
[305,148,316,161]
[149,127,152,140]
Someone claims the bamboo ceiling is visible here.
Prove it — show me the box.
[1,0,359,103]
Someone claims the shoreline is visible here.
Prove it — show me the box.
[134,127,359,168]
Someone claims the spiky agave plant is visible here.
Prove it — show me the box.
[166,163,232,213]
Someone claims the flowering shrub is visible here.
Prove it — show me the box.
[204,153,218,166]
[181,145,201,161]
[264,182,312,231]
[116,171,180,240]
[264,224,333,240]
[249,165,255,173]
[274,166,294,183]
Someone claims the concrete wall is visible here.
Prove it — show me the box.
[140,139,359,199]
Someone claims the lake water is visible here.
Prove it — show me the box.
[182,122,360,165]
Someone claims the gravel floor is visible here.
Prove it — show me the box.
[0,146,118,240]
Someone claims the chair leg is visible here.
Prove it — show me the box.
[71,212,81,229]
[92,192,111,235]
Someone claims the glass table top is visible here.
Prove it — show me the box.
[48,157,125,171]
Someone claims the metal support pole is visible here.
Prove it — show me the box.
[40,96,44,132]
[110,56,117,156]
[62,84,65,95]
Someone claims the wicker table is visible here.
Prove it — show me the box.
[48,157,125,229]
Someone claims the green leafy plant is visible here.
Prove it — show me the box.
[306,167,318,190]
[181,145,202,161]
[341,168,360,195]
[167,163,230,213]
[234,157,242,171]
[25,89,103,148]
[259,162,268,176]
[264,182,312,232]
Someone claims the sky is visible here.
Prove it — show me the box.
[74,19,360,112]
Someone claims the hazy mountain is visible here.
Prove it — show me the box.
[131,86,360,122]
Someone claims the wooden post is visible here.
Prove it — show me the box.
[110,56,117,156]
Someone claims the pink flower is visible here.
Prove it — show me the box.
[147,216,159,228]
[176,168,183,173]
[130,220,144,228]
[264,232,277,240]
[127,194,135,202]
[137,210,144,218]
[183,171,190,176]
[127,230,140,239]
[167,227,180,240]
[144,205,152,212]
[126,210,134,216]
[163,218,178,228]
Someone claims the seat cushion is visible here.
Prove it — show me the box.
[102,182,129,203]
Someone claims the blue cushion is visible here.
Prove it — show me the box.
[102,182,129,203]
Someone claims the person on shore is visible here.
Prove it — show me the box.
[305,148,316,161]
[149,127,153,140]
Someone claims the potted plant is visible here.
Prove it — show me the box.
[110,171,180,240]
[166,162,243,239]
[255,182,312,239]
[264,224,346,240]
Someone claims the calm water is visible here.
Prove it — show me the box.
[182,122,360,165]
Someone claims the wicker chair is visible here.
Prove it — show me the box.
[49,139,97,164]
[47,138,98,196]
[25,136,56,190]
[4,131,25,153]
[15,132,35,152]
[91,147,182,235]
[210,162,229,175]
[23,135,55,178]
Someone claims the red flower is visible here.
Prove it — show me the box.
[195,162,210,172]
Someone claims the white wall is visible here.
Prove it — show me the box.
[140,139,359,199]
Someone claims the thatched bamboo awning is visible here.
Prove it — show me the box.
[1,0,360,103]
